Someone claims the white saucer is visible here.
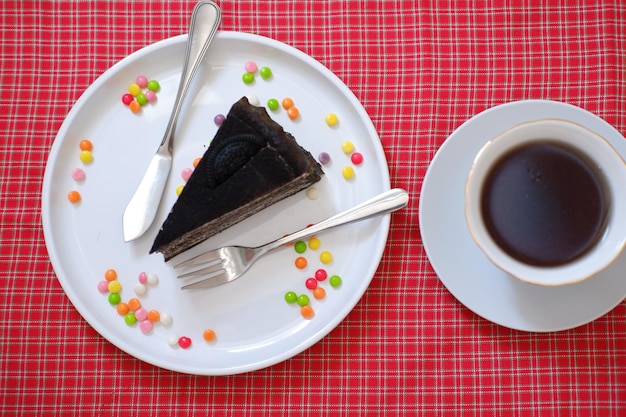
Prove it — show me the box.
[419,100,626,332]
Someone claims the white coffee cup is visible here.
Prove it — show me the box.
[465,119,626,286]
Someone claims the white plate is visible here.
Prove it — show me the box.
[42,32,390,375]
[419,100,626,332]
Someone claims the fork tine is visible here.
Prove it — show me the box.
[181,272,232,290]
[177,260,225,279]
[174,248,222,269]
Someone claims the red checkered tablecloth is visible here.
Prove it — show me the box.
[1,1,625,415]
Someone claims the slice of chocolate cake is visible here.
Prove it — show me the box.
[150,97,324,261]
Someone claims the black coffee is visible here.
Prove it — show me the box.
[480,142,607,266]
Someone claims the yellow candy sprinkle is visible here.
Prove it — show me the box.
[325,113,338,126]
[79,150,93,163]
[308,237,321,250]
[176,185,185,196]
[342,166,355,180]
[108,280,122,293]
[341,141,355,154]
[320,251,333,264]
[128,83,141,96]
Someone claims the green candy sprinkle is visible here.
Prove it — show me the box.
[294,241,307,254]
[284,291,297,304]
[267,98,279,111]
[329,275,342,288]
[242,72,255,84]
[136,93,147,106]
[259,66,272,79]
[108,292,121,305]
[124,312,137,326]
[146,80,160,92]
[296,294,310,307]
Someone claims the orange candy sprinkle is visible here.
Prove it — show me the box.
[300,305,314,319]
[127,298,141,311]
[67,190,81,203]
[104,269,117,282]
[79,139,93,151]
[295,256,307,269]
[203,329,217,342]
[116,302,130,316]
[129,100,141,113]
[192,157,202,168]
[281,97,294,110]
[147,310,160,323]
[312,287,326,300]
[287,106,300,119]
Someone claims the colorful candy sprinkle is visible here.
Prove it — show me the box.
[104,269,117,282]
[136,75,148,88]
[146,273,159,285]
[127,298,141,311]
[318,152,331,165]
[342,166,355,180]
[79,150,93,163]
[133,283,146,295]
[138,271,148,284]
[121,93,134,105]
[244,61,258,73]
[295,256,308,269]
[160,313,173,326]
[259,66,272,79]
[107,280,122,294]
[315,269,328,281]
[181,168,193,181]
[178,336,192,349]
[312,287,326,300]
[146,80,160,92]
[287,107,300,119]
[294,241,307,254]
[281,97,294,110]
[267,98,279,111]
[134,308,148,321]
[320,251,333,264]
[306,187,319,200]
[136,93,148,106]
[97,280,109,293]
[305,278,318,290]
[71,168,85,182]
[108,292,121,305]
[296,294,310,306]
[140,320,153,333]
[193,157,201,168]
[214,114,225,125]
[124,312,137,325]
[308,237,321,250]
[203,329,217,342]
[284,291,298,304]
[246,94,260,106]
[341,141,355,154]
[167,335,179,346]
[79,139,93,151]
[67,190,81,203]
[176,185,184,196]
[325,113,339,126]
[128,83,141,96]
[147,310,160,323]
[242,72,255,84]
[144,90,157,103]
[329,274,342,287]
[129,100,141,113]
[300,305,315,319]
[116,302,130,316]
[351,152,364,165]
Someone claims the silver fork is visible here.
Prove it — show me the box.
[174,188,409,289]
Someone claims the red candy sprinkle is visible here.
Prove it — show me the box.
[315,269,328,281]
[305,278,318,289]
[178,336,192,349]
[121,93,134,105]
[351,152,364,165]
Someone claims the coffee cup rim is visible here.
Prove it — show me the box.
[465,118,626,286]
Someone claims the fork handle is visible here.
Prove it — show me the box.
[262,188,409,252]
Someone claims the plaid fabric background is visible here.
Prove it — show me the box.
[1,1,625,415]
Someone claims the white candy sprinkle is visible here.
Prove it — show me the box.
[306,187,320,200]
[160,312,173,326]
[167,335,179,346]
[133,283,147,296]
[246,94,260,106]
[146,272,159,285]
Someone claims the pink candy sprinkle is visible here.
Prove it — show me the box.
[72,168,85,181]
[181,168,193,181]
[136,75,148,88]
[144,90,157,103]
[138,271,148,284]
[135,308,148,321]
[97,280,109,293]
[244,61,258,73]
[140,320,153,333]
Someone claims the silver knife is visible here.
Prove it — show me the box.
[123,1,222,242]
